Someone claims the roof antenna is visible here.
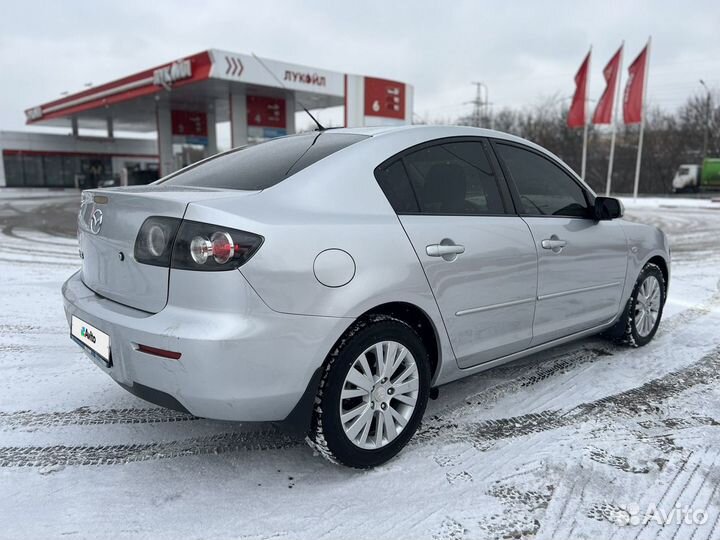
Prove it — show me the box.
[251,52,326,131]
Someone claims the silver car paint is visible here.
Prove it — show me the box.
[618,219,671,299]
[399,214,537,368]
[63,267,352,421]
[62,125,670,422]
[522,217,628,345]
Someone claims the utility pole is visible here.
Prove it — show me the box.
[700,79,711,163]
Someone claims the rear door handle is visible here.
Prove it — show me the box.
[426,244,465,256]
[541,237,567,252]
[426,243,465,261]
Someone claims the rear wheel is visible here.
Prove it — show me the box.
[306,315,430,468]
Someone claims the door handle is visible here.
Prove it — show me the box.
[426,241,465,261]
[426,244,465,257]
[541,239,567,249]
[541,237,567,253]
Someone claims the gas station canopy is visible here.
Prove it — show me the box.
[24,49,413,175]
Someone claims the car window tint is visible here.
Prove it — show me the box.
[495,143,590,217]
[402,142,506,215]
[375,159,420,213]
[160,132,368,190]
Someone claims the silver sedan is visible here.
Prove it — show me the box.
[62,125,670,468]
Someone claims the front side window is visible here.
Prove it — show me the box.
[401,141,506,215]
[495,143,590,218]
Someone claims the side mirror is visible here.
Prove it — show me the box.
[594,196,624,220]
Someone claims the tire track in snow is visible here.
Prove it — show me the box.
[461,347,614,410]
[629,448,720,540]
[546,469,590,540]
[637,452,695,536]
[0,199,79,239]
[0,256,79,267]
[696,477,720,540]
[4,228,79,248]
[418,345,720,448]
[0,429,301,467]
[0,243,78,259]
[0,407,198,430]
[666,451,713,540]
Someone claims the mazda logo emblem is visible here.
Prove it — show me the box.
[89,209,103,235]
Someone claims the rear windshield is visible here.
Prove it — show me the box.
[159,132,368,190]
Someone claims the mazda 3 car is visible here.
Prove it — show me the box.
[62,125,670,468]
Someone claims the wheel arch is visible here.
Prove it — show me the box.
[355,301,441,384]
[281,301,442,435]
[646,254,670,297]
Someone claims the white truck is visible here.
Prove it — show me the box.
[672,158,720,193]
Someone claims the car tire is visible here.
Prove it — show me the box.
[306,314,430,468]
[608,263,666,347]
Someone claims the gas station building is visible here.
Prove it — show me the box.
[0,49,413,188]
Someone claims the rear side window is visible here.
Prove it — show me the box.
[403,141,507,215]
[495,143,590,218]
[160,132,368,190]
[375,160,420,213]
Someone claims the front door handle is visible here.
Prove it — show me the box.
[541,236,567,253]
[426,241,465,261]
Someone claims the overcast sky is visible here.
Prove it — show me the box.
[1,0,718,137]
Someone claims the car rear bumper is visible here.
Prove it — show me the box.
[61,270,351,421]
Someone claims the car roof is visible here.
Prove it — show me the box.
[327,124,514,139]
[329,124,544,152]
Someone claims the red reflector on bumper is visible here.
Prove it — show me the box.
[137,344,182,360]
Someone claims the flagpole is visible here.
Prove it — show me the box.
[605,42,624,196]
[632,37,651,200]
[581,46,592,181]
[581,123,589,180]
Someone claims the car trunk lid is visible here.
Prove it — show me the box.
[78,186,257,313]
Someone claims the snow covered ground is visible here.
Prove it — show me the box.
[0,192,719,540]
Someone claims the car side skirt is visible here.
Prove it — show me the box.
[437,317,617,386]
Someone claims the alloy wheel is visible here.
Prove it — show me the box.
[339,340,419,450]
[634,275,661,337]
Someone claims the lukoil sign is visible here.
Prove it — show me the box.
[153,59,193,89]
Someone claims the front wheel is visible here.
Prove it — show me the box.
[612,263,666,347]
[306,315,430,468]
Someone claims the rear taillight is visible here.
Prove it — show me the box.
[134,217,263,271]
[171,220,263,271]
[134,217,181,267]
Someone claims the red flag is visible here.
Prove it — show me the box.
[567,51,591,128]
[593,45,623,125]
[623,44,649,124]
